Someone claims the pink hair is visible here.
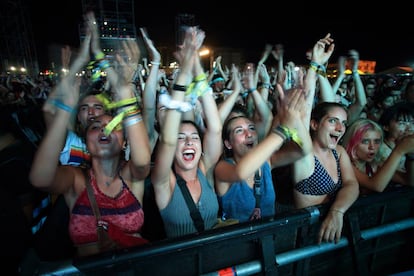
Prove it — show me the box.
[343,119,383,162]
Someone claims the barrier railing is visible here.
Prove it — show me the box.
[37,185,414,276]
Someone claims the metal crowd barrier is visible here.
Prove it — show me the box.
[36,185,414,276]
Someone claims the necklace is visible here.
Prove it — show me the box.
[104,171,117,186]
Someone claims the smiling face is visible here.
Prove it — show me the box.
[174,122,202,170]
[86,114,124,158]
[312,107,347,150]
[224,116,257,160]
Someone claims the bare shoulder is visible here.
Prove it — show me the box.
[71,166,87,196]
[335,145,347,157]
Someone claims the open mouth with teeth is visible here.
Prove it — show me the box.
[183,149,195,161]
[98,134,112,144]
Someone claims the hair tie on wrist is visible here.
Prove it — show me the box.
[173,84,188,92]
[50,99,74,113]
[158,92,193,113]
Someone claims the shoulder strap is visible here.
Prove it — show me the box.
[82,169,116,249]
[254,169,261,208]
[175,172,205,232]
[82,169,102,220]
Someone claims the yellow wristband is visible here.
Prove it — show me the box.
[103,106,138,136]
[107,97,138,109]
[95,52,105,60]
[194,73,207,82]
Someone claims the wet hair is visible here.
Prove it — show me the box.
[342,118,383,163]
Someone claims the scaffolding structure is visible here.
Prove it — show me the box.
[80,0,137,59]
[0,0,39,75]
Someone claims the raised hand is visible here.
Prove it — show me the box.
[115,38,141,85]
[140,28,161,63]
[311,33,335,65]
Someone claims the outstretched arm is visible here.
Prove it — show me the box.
[293,33,335,185]
[30,32,91,194]
[347,50,367,125]
[151,27,200,209]
[243,64,273,141]
[357,134,414,191]
[140,27,162,151]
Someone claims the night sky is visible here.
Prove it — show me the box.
[28,0,414,72]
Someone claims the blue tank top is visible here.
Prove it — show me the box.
[218,160,275,223]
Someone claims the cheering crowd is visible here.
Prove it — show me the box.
[1,11,414,274]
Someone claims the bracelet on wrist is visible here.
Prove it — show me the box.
[247,88,256,93]
[158,93,193,113]
[173,83,188,92]
[123,115,143,128]
[271,125,289,143]
[330,208,345,215]
[194,73,207,82]
[50,99,74,113]
[95,52,105,60]
[260,83,272,89]
[272,125,303,148]
[309,61,327,77]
